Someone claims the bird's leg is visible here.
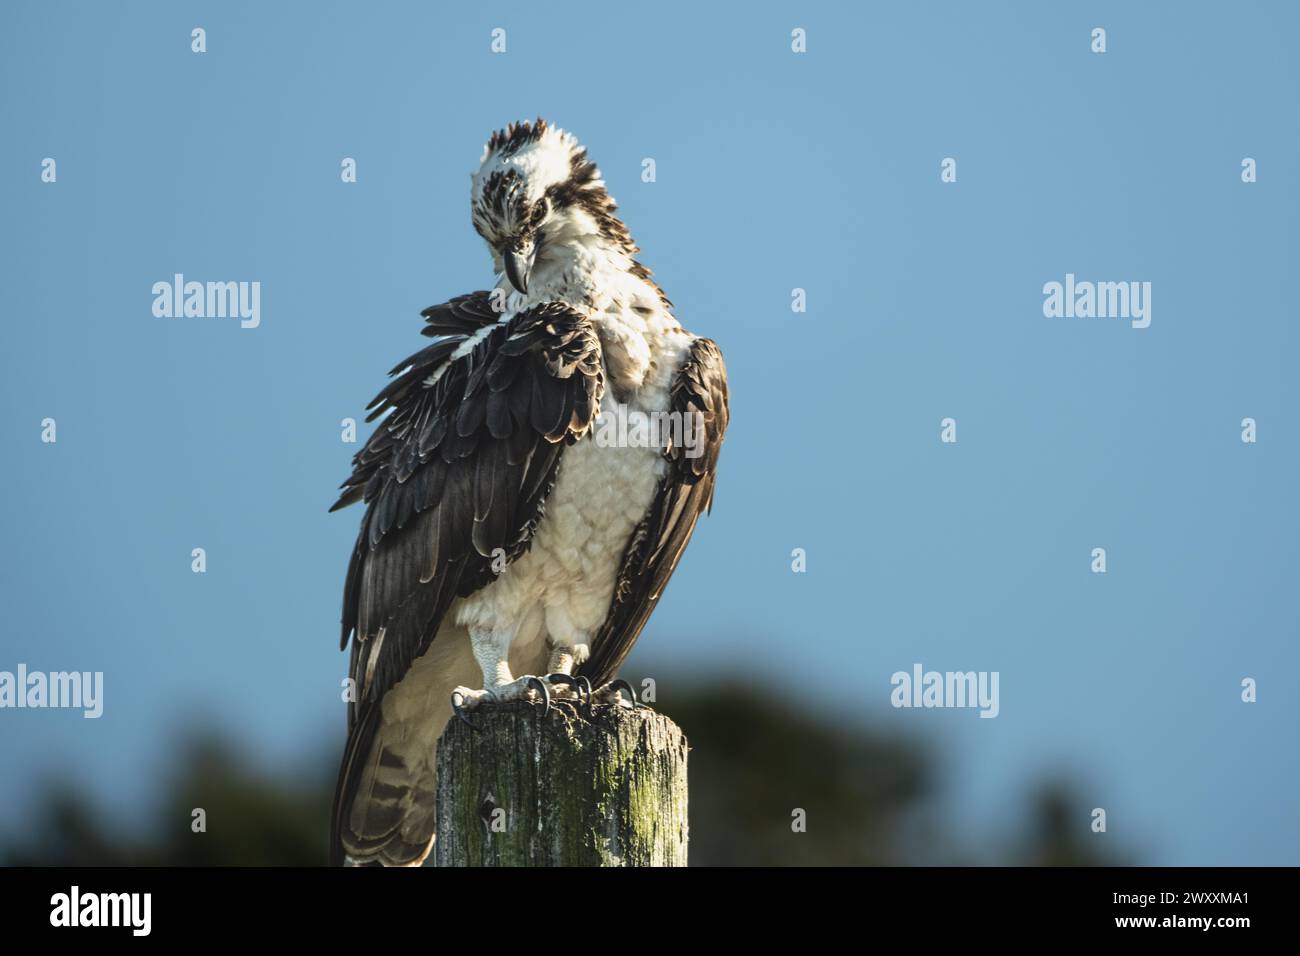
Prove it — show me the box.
[543,644,588,702]
[539,636,638,716]
[547,644,577,676]
[450,627,550,728]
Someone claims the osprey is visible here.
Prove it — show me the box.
[329,120,729,866]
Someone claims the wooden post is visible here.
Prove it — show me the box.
[433,701,688,866]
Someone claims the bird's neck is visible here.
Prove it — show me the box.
[503,236,687,397]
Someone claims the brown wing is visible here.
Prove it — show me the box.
[329,295,603,865]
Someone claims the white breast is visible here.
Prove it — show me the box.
[455,266,693,665]
[452,392,668,667]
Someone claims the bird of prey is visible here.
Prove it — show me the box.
[328,120,729,866]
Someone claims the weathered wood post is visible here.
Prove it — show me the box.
[434,701,688,866]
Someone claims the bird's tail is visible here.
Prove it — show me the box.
[330,704,438,867]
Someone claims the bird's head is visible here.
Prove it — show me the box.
[471,118,633,296]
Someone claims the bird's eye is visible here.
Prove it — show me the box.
[530,200,549,226]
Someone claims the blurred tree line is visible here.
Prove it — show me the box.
[0,679,1124,866]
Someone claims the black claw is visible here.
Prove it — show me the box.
[545,673,582,715]
[607,679,639,709]
[526,676,550,719]
[576,676,593,717]
[451,690,476,731]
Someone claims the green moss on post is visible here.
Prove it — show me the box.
[433,701,688,866]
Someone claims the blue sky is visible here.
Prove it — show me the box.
[1,0,1296,864]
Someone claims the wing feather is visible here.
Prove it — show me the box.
[329,294,603,865]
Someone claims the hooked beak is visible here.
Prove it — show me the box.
[502,242,534,295]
